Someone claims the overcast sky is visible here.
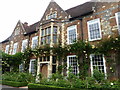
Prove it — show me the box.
[0,0,91,42]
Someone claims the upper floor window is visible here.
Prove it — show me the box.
[87,18,102,41]
[67,25,77,44]
[12,42,18,54]
[5,45,9,54]
[53,26,57,34]
[47,12,57,20]
[21,39,28,52]
[41,29,44,37]
[15,27,20,36]
[115,12,120,35]
[31,36,38,49]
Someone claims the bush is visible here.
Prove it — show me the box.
[2,72,35,83]
[93,69,105,83]
[1,80,28,87]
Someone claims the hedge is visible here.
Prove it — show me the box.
[1,80,28,87]
[28,83,84,90]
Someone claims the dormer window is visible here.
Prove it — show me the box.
[46,12,57,20]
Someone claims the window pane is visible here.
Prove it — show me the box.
[88,19,101,41]
[68,25,77,44]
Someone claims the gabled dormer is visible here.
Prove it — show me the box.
[40,0,68,24]
[12,20,26,37]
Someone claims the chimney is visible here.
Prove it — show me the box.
[24,22,28,27]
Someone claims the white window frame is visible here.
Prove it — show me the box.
[67,25,77,44]
[90,54,107,78]
[31,36,38,49]
[115,12,120,35]
[67,55,79,75]
[87,18,102,41]
[5,45,9,54]
[29,59,36,74]
[21,39,28,52]
[12,42,18,55]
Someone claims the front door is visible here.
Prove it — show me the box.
[41,64,48,78]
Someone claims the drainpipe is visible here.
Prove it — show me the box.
[79,18,84,41]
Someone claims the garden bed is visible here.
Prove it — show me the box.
[1,80,28,87]
[28,83,81,90]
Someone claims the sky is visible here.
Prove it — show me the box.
[0,0,91,42]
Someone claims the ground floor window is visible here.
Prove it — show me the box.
[19,63,24,72]
[29,59,36,75]
[67,55,78,75]
[90,54,107,76]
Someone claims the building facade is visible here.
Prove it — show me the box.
[1,1,120,80]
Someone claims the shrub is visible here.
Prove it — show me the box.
[2,72,35,83]
[2,80,28,87]
[93,69,105,83]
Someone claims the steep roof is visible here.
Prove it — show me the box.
[66,2,94,18]
[23,21,39,34]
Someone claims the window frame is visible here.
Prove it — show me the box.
[5,45,9,54]
[29,59,36,75]
[67,55,79,75]
[67,25,77,44]
[12,42,18,55]
[87,18,102,41]
[115,12,120,35]
[90,54,107,78]
[31,36,38,49]
[21,39,28,52]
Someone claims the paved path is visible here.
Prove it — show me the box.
[0,84,28,90]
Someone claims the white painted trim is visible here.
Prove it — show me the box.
[90,54,107,78]
[21,39,28,52]
[115,12,120,35]
[31,36,38,48]
[12,42,18,55]
[67,25,77,44]
[5,45,9,54]
[67,55,79,75]
[87,18,102,41]
[29,59,36,73]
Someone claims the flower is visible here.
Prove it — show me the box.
[92,45,95,49]
[110,82,114,85]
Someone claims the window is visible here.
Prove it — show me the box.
[12,42,18,54]
[41,37,45,45]
[47,12,57,20]
[48,27,51,35]
[67,55,78,75]
[21,39,28,52]
[15,27,20,35]
[5,45,9,54]
[31,36,38,48]
[46,36,51,44]
[67,25,77,44]
[29,59,36,75]
[115,12,120,35]
[53,26,57,34]
[53,35,57,43]
[87,18,102,41]
[19,63,24,72]
[90,54,107,76]
[41,29,44,37]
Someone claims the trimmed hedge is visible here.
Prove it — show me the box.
[1,80,28,87]
[28,83,82,90]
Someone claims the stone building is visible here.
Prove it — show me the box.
[1,0,120,80]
